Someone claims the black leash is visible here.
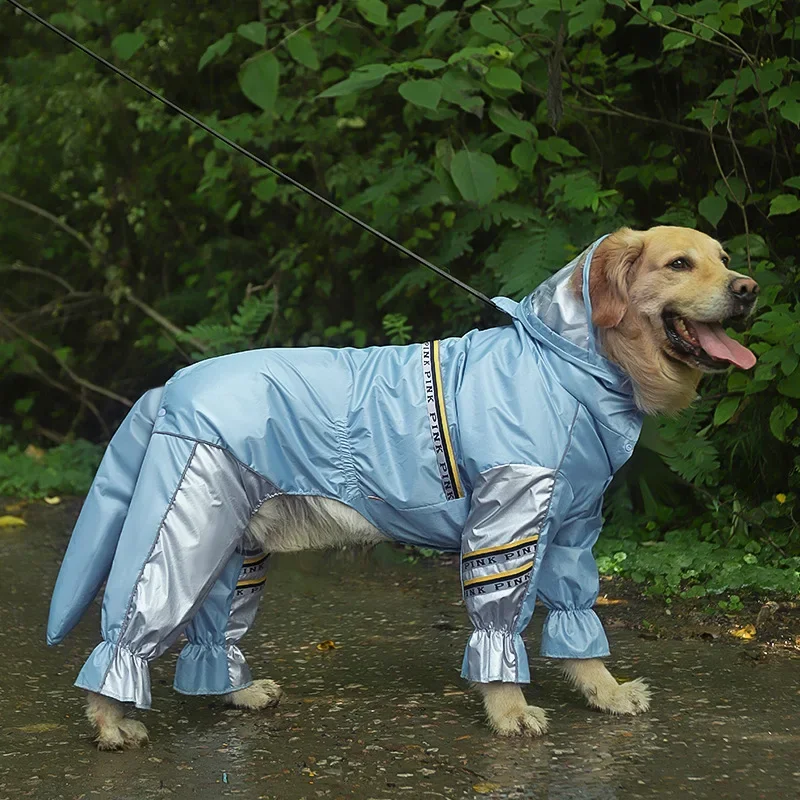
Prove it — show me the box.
[4,0,508,316]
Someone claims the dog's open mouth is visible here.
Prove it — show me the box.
[663,312,756,370]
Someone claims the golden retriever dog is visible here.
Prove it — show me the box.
[84,225,757,748]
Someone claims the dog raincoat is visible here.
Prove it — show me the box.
[47,236,643,709]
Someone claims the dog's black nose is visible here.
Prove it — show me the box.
[729,276,759,304]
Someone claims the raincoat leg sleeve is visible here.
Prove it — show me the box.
[460,465,574,684]
[74,435,277,709]
[535,500,610,660]
[173,547,269,696]
[47,388,164,646]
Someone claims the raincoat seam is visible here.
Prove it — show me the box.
[508,404,580,643]
[100,439,198,692]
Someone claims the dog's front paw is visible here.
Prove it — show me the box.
[225,678,284,711]
[589,677,651,716]
[95,717,149,751]
[489,704,549,737]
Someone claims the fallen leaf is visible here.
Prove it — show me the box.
[24,444,46,461]
[4,501,27,513]
[473,782,502,794]
[16,722,63,733]
[730,624,757,640]
[595,596,628,606]
[0,515,26,528]
[43,496,61,505]
[455,734,472,741]
[316,640,336,651]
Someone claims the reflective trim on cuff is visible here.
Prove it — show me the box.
[539,608,610,659]
[173,643,252,696]
[75,641,152,710]
[460,629,530,684]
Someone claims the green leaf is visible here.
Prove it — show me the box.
[698,194,727,227]
[713,396,740,426]
[111,32,145,61]
[511,140,537,172]
[485,66,522,92]
[396,4,425,32]
[225,201,242,222]
[238,52,280,112]
[784,177,800,190]
[662,31,694,51]
[252,176,278,202]
[769,194,800,217]
[449,150,499,206]
[769,402,798,441]
[469,9,510,40]
[237,21,267,46]
[398,79,442,110]
[488,102,535,139]
[198,33,234,71]
[317,64,393,98]
[357,0,389,26]
[316,3,342,31]
[426,10,457,34]
[777,370,800,398]
[286,31,320,70]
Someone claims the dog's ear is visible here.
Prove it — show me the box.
[588,228,645,328]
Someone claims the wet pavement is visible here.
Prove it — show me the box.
[1,501,799,800]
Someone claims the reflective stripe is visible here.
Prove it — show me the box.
[463,561,533,589]
[463,534,539,562]
[421,341,464,501]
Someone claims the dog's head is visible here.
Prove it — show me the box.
[583,226,758,413]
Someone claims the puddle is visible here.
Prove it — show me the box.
[1,501,798,799]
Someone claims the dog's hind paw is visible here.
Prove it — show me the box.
[225,678,284,711]
[490,704,549,737]
[590,677,651,716]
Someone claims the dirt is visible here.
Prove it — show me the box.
[1,499,798,800]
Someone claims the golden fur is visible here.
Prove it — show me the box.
[578,226,756,414]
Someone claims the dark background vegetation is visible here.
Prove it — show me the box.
[1,0,798,599]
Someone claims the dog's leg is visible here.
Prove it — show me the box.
[85,691,149,750]
[225,679,284,710]
[560,658,651,715]
[477,681,549,737]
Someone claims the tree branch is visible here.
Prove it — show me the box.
[0,192,95,254]
[0,311,133,407]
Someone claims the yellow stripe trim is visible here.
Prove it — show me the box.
[463,561,533,588]
[464,534,540,560]
[432,340,464,498]
[237,576,267,588]
[243,554,267,565]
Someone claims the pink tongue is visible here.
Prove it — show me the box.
[691,321,756,369]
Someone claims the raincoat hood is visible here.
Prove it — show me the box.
[494,236,643,455]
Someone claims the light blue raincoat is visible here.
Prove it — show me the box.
[47,237,643,709]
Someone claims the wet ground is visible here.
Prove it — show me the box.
[1,501,799,800]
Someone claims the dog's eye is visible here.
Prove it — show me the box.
[721,255,730,266]
[668,258,692,271]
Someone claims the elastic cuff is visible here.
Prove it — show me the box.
[539,608,610,659]
[173,642,252,696]
[75,641,152,710]
[460,629,530,684]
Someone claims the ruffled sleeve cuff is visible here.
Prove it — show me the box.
[460,629,530,684]
[539,608,610,659]
[74,641,152,710]
[173,642,252,696]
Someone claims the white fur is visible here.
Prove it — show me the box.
[561,657,651,715]
[85,496,650,748]
[477,681,549,736]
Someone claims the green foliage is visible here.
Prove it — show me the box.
[1,0,799,591]
[595,530,800,600]
[0,438,102,498]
